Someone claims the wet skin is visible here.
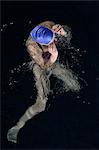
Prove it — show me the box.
[26,24,67,69]
[7,22,80,144]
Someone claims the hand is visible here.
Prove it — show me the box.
[47,42,57,53]
[52,24,67,37]
[41,42,57,53]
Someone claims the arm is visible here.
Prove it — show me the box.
[26,36,45,68]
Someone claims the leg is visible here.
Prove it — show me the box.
[7,64,50,143]
[52,63,80,92]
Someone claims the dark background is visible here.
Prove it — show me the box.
[1,1,99,149]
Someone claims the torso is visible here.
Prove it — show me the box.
[26,37,58,69]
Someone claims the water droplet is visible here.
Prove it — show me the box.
[9,82,12,86]
[96,78,99,80]
[11,70,14,73]
[82,70,85,74]
[88,102,91,105]
[22,63,26,66]
[3,24,7,28]
[15,68,17,71]
[10,22,14,25]
[29,20,32,24]
[30,96,33,99]
[19,65,21,68]
[77,96,80,99]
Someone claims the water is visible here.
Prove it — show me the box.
[1,1,98,148]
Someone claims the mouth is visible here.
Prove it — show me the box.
[42,51,51,64]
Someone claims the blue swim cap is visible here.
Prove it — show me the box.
[30,26,55,45]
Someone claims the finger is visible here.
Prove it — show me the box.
[47,44,51,51]
[52,24,59,30]
[51,42,54,50]
[48,43,53,52]
[55,26,63,33]
[52,24,62,31]
[57,28,67,36]
[51,42,57,52]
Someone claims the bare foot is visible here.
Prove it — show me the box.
[7,126,20,143]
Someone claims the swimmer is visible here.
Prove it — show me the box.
[7,21,80,143]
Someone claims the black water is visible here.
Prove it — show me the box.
[1,1,99,149]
